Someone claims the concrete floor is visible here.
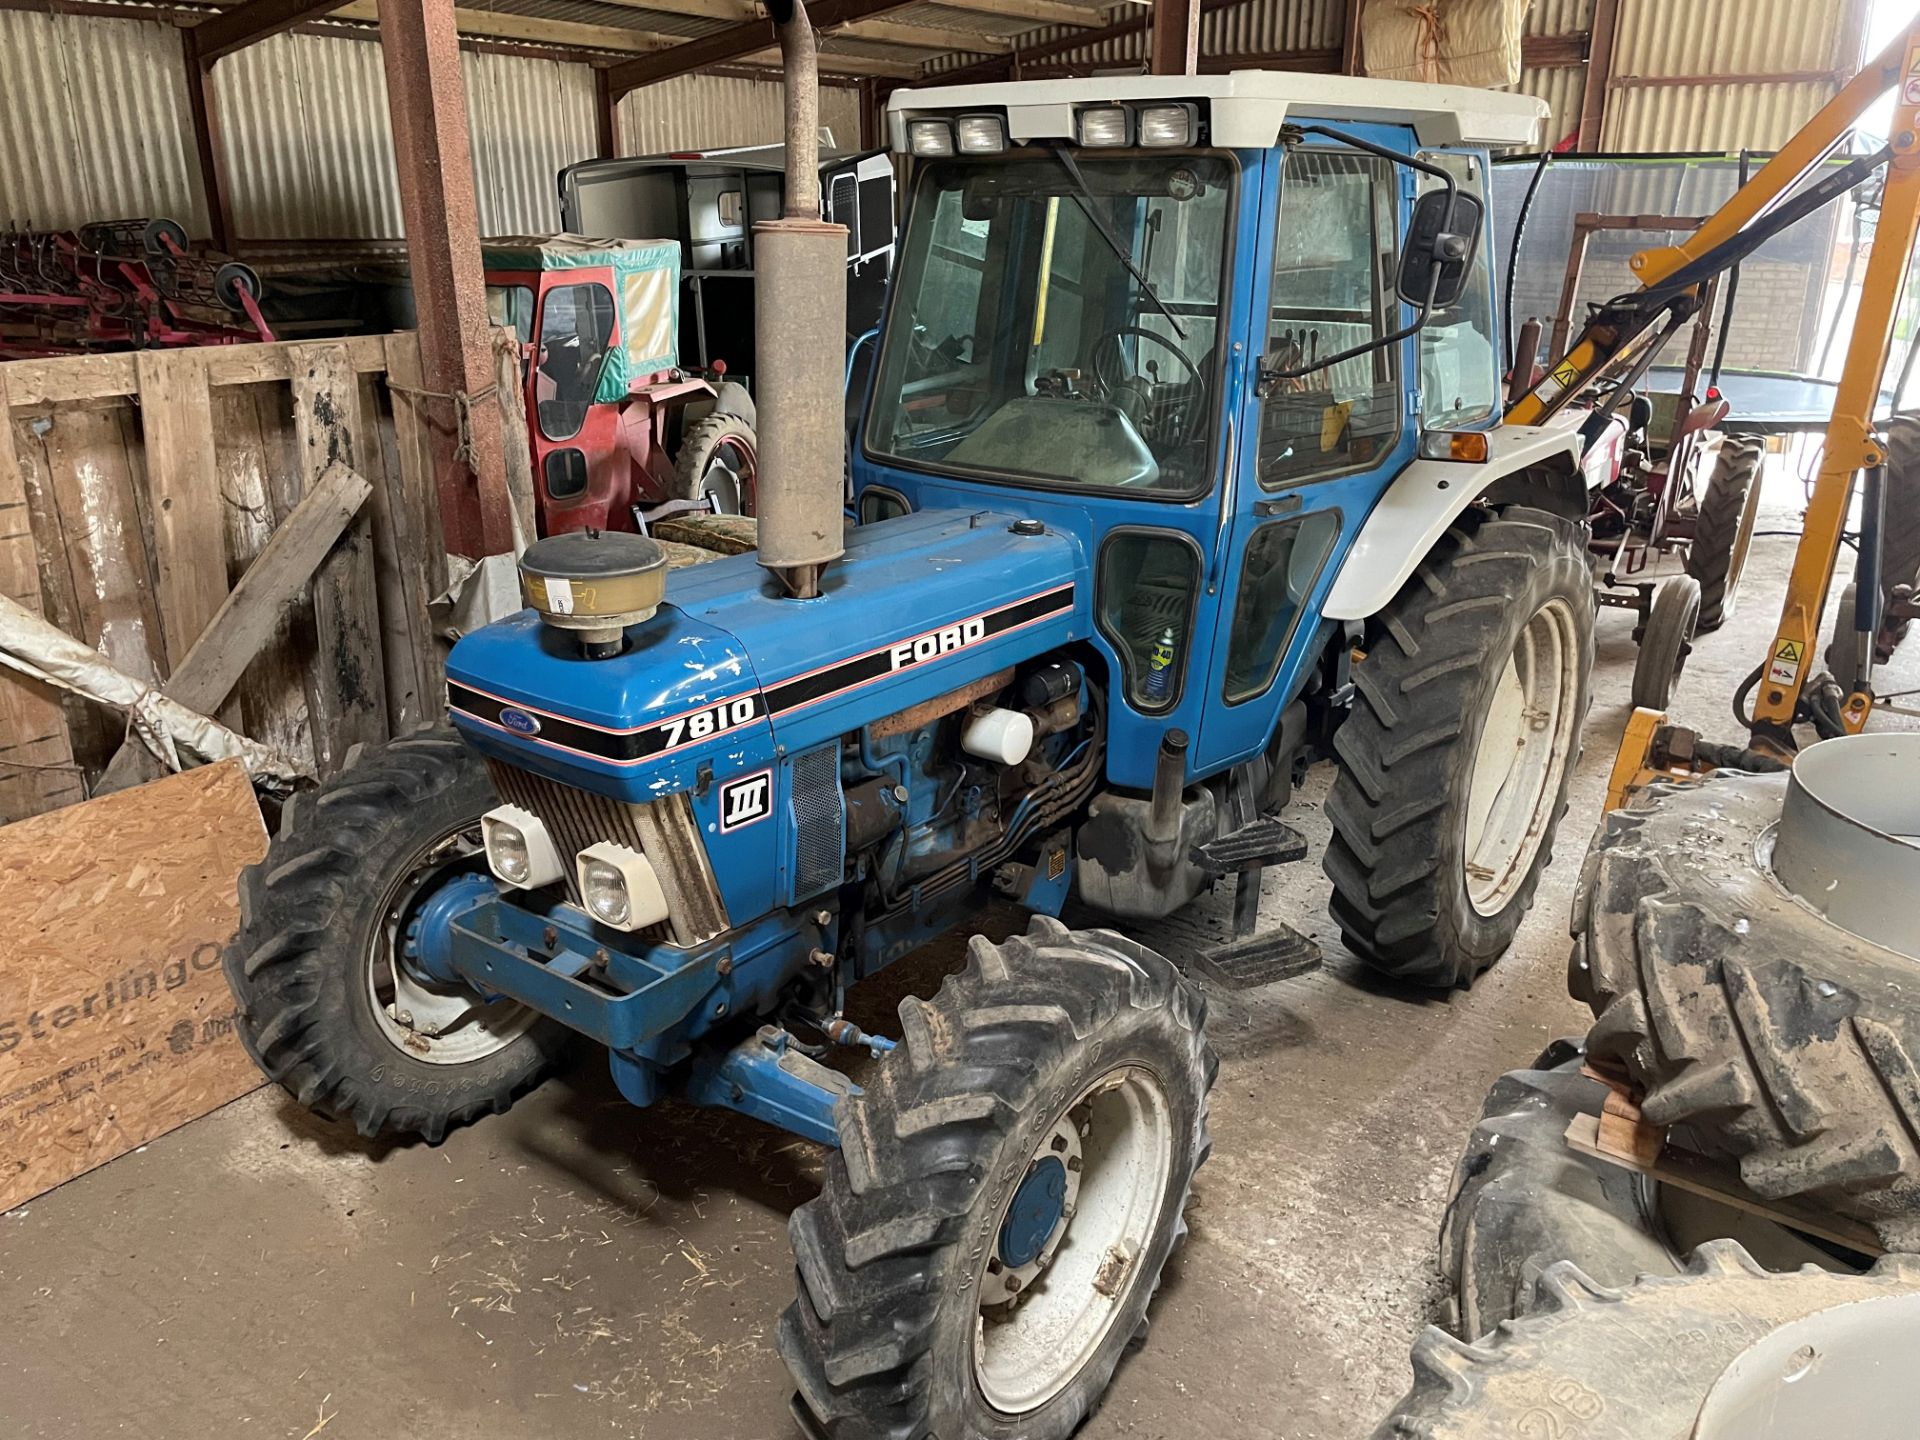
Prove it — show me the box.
[0,469,1891,1439]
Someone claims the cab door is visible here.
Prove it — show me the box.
[530,270,627,532]
[1189,127,1422,775]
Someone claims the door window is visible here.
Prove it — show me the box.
[1223,513,1342,703]
[1260,151,1402,487]
[535,282,618,441]
[1416,154,1500,428]
[486,283,534,343]
[1097,531,1202,712]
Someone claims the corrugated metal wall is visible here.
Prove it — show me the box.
[616,73,863,155]
[0,12,207,234]
[1510,0,1592,148]
[217,32,598,239]
[1604,0,1857,152]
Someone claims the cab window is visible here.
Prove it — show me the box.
[1259,151,1402,487]
[1416,153,1500,428]
[535,282,617,442]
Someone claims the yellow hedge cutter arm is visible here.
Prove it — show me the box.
[1507,23,1920,805]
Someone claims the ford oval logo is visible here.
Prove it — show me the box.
[499,707,541,736]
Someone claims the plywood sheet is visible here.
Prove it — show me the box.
[0,760,267,1212]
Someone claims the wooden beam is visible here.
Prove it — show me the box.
[1578,0,1620,153]
[608,0,921,97]
[833,16,1012,52]
[93,464,373,795]
[186,0,351,64]
[935,0,1249,86]
[1149,0,1198,76]
[537,0,754,21]
[742,44,922,77]
[595,64,620,158]
[180,28,235,253]
[1341,0,1360,74]
[1522,32,1589,70]
[925,0,1111,26]
[331,0,681,55]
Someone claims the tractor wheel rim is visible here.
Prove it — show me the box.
[366,824,538,1066]
[1463,597,1581,916]
[973,1066,1173,1416]
[700,438,756,516]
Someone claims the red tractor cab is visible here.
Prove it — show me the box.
[483,235,757,535]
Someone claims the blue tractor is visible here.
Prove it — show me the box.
[226,42,1596,1440]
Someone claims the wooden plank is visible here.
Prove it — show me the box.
[357,364,431,735]
[288,342,388,771]
[0,335,400,406]
[93,463,372,795]
[1565,1113,1884,1257]
[493,328,537,550]
[203,333,393,388]
[134,350,231,678]
[0,375,85,823]
[1,353,138,408]
[384,332,449,709]
[213,383,317,774]
[0,761,266,1214]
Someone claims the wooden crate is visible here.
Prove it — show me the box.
[0,333,519,825]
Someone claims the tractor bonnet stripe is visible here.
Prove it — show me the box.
[448,584,1075,766]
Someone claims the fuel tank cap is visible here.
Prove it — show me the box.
[519,530,667,658]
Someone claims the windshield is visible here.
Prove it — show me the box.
[865,153,1233,496]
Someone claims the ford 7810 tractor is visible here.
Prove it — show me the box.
[226,30,1594,1440]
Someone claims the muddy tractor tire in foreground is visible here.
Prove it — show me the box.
[1378,1242,1920,1439]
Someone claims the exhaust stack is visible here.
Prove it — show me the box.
[754,0,849,600]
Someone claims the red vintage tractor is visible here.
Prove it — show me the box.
[482,235,758,534]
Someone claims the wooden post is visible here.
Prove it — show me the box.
[595,64,620,159]
[181,30,236,252]
[1578,0,1622,153]
[134,351,230,678]
[1149,0,1200,76]
[377,0,517,559]
[1342,0,1363,75]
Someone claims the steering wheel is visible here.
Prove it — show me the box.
[1090,325,1206,449]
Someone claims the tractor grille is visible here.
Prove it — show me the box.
[484,762,728,946]
[790,744,845,901]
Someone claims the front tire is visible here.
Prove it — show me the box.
[1325,506,1594,988]
[780,916,1213,1440]
[224,728,571,1142]
[1629,573,1700,710]
[1687,436,1763,632]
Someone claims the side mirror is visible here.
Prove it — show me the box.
[1397,189,1484,310]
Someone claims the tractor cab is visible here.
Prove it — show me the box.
[855,74,1546,791]
[484,234,759,535]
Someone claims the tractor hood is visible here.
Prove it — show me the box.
[447,509,1088,803]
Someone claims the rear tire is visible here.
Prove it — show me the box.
[1572,771,1920,1252]
[1629,574,1700,710]
[674,412,758,516]
[224,727,571,1143]
[1377,1243,1920,1440]
[780,916,1213,1440]
[1325,507,1594,988]
[1687,437,1763,632]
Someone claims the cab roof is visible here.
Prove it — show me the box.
[887,71,1548,152]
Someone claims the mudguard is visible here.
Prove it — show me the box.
[1321,420,1586,621]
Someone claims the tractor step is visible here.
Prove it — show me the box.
[1193,924,1322,991]
[1190,816,1309,874]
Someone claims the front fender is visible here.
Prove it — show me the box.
[1321,421,1586,621]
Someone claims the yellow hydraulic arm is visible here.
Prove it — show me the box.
[1513,22,1920,783]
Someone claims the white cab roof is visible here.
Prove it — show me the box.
[888,71,1548,151]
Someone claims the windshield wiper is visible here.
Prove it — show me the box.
[1045,143,1186,340]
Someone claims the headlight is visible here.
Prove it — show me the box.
[575,842,671,932]
[581,857,630,925]
[1076,106,1130,147]
[954,114,1006,154]
[482,805,564,889]
[908,119,955,157]
[1137,103,1196,148]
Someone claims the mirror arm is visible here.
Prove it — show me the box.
[1257,266,1442,394]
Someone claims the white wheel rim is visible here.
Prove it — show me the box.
[700,441,752,516]
[973,1067,1174,1416]
[365,826,539,1066]
[1462,598,1581,917]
